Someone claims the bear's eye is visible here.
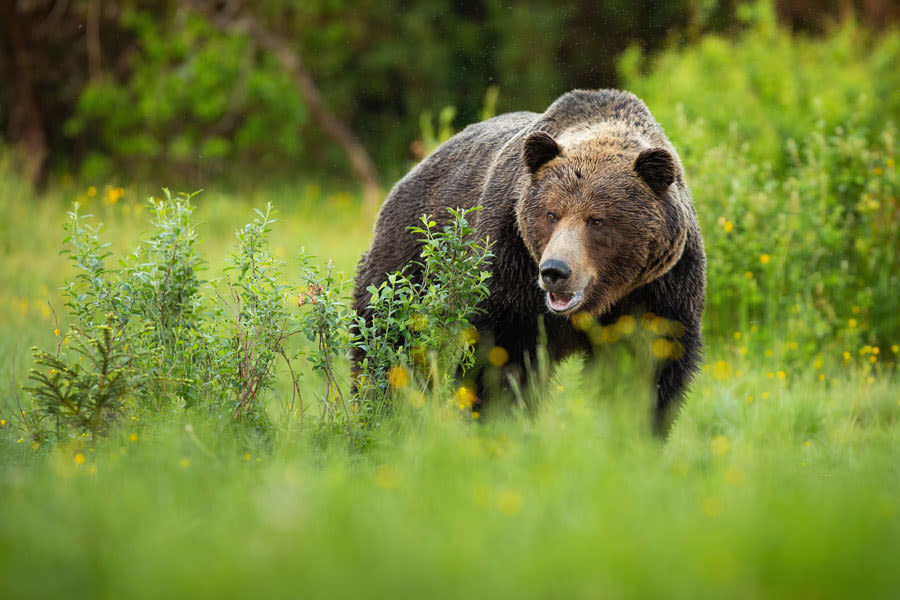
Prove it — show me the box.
[546,211,557,223]
[589,218,604,228]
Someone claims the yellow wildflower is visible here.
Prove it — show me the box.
[709,435,729,456]
[74,453,85,465]
[387,366,409,389]
[375,464,399,490]
[459,326,479,346]
[180,458,191,468]
[488,346,509,367]
[496,490,523,515]
[777,371,786,379]
[722,220,733,233]
[744,271,753,280]
[712,360,731,381]
[848,318,857,328]
[455,385,477,409]
[759,254,771,265]
[128,433,138,442]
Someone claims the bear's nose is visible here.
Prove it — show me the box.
[540,259,572,288]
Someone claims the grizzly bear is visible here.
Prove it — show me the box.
[353,89,705,432]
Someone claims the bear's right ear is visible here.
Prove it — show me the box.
[523,131,561,174]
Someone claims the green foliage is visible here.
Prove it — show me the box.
[214,204,298,425]
[26,315,147,442]
[353,208,494,421]
[297,257,353,429]
[621,8,900,359]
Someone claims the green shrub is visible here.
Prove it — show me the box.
[351,208,494,424]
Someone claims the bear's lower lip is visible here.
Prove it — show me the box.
[547,290,583,313]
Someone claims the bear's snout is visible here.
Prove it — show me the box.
[539,259,572,288]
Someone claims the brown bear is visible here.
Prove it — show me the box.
[353,89,705,432]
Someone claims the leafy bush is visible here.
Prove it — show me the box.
[20,195,494,444]
[352,208,494,424]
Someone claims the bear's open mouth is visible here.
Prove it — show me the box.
[546,290,584,313]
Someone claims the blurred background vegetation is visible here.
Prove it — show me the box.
[1,0,897,187]
[0,0,898,358]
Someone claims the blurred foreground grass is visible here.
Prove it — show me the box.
[1,184,899,599]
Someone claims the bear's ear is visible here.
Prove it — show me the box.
[634,148,676,195]
[523,131,561,174]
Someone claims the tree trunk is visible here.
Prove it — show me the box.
[3,5,48,186]
[196,6,382,209]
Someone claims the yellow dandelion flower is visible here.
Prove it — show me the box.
[744,271,753,280]
[87,185,97,197]
[128,433,138,442]
[848,318,857,328]
[488,346,509,367]
[180,458,191,468]
[572,311,593,331]
[31,441,40,451]
[387,366,409,389]
[375,464,399,490]
[873,166,883,176]
[472,411,480,419]
[455,385,477,409]
[761,392,770,400]
[843,351,851,362]
[616,314,637,335]
[709,435,729,456]
[813,357,824,370]
[866,376,875,385]
[712,360,731,381]
[892,345,899,354]
[54,328,60,337]
[652,338,684,360]
[74,453,85,465]
[733,331,741,340]
[869,355,877,364]
[766,372,774,379]
[804,440,811,447]
[88,465,97,475]
[747,395,754,403]
[764,348,773,357]
[861,345,872,355]
[496,490,523,515]
[759,254,771,265]
[243,453,252,462]
[17,438,24,444]
[818,373,825,381]
[872,346,880,355]
[722,220,733,233]
[0,419,5,426]
[777,371,786,379]
[852,306,861,314]
[459,326,479,346]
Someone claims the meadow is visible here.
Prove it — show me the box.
[2,12,900,599]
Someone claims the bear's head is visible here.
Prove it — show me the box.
[517,130,687,317]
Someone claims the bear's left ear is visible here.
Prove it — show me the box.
[523,131,562,174]
[634,148,676,195]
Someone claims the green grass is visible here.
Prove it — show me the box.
[2,185,899,599]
